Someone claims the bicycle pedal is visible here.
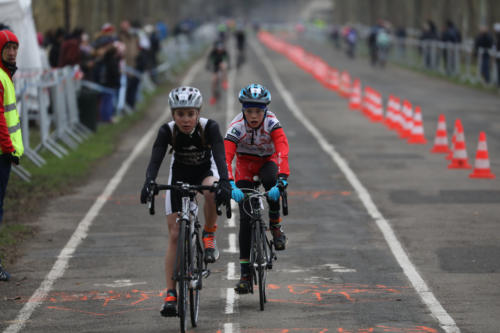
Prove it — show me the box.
[202,269,211,279]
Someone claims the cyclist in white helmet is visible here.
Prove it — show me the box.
[141,86,231,316]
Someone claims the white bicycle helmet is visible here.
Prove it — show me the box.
[168,86,203,109]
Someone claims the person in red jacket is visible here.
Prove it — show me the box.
[224,83,289,294]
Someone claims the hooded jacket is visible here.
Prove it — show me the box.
[0,29,21,155]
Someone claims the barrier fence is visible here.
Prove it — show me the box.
[12,26,212,182]
[293,24,500,89]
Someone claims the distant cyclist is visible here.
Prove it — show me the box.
[234,26,246,68]
[206,41,230,105]
[224,84,290,294]
[140,86,231,316]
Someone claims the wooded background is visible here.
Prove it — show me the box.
[31,0,500,39]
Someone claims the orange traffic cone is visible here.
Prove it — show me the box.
[339,71,351,98]
[448,119,471,169]
[399,100,413,139]
[469,132,496,178]
[430,114,450,153]
[407,106,427,144]
[349,79,362,110]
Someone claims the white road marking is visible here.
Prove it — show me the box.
[224,322,240,333]
[251,38,460,333]
[223,233,238,253]
[224,288,238,314]
[323,263,356,273]
[225,201,237,228]
[227,262,237,280]
[93,279,147,288]
[2,58,205,333]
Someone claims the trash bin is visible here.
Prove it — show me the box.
[77,87,100,132]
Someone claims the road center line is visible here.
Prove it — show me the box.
[251,37,460,333]
[3,58,205,333]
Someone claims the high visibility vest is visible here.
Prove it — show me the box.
[0,67,23,157]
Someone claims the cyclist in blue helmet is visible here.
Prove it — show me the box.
[224,83,290,294]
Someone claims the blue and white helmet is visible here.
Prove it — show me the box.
[238,83,271,105]
[168,86,203,109]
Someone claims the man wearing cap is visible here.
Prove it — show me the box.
[0,29,24,281]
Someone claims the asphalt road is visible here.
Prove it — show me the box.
[1,31,499,333]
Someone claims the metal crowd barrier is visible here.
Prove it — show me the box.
[12,27,211,182]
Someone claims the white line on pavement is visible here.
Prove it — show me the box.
[251,38,460,333]
[3,58,205,333]
[223,233,237,253]
[227,262,237,280]
[224,288,238,315]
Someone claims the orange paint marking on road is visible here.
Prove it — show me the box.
[268,284,281,289]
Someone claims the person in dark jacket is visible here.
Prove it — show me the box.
[494,23,500,87]
[474,25,494,83]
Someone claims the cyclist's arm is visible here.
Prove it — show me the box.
[206,120,229,180]
[145,124,171,181]
[271,127,290,178]
[224,139,237,180]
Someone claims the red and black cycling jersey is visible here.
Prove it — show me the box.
[224,111,289,180]
[145,117,228,181]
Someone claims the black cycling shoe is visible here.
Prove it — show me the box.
[234,274,252,295]
[160,291,177,317]
[270,224,287,251]
[203,231,220,263]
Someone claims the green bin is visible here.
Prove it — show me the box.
[77,87,100,132]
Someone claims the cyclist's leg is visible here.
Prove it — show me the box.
[201,174,219,263]
[259,161,287,250]
[235,179,253,294]
[161,169,183,316]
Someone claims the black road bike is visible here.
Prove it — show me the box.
[241,178,288,310]
[147,181,231,333]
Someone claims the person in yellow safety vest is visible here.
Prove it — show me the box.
[0,29,24,282]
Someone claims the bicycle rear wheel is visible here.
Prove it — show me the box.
[177,219,189,333]
[189,231,203,327]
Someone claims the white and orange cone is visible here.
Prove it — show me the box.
[448,119,471,169]
[407,106,427,144]
[469,132,496,179]
[430,114,450,153]
[349,79,362,110]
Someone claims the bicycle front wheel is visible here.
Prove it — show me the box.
[189,230,203,327]
[177,219,189,333]
[255,222,267,311]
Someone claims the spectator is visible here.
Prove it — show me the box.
[441,20,461,75]
[48,27,65,68]
[342,25,357,59]
[119,20,140,109]
[368,21,382,66]
[79,32,95,81]
[376,23,392,68]
[395,25,407,58]
[494,23,500,88]
[0,29,25,281]
[420,20,439,69]
[58,27,83,67]
[474,25,494,83]
[93,23,121,122]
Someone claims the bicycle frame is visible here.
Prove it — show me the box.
[147,181,228,332]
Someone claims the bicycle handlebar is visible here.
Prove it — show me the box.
[241,182,288,216]
[147,181,232,218]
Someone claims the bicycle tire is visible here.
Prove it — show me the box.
[255,221,266,310]
[177,219,189,333]
[189,230,202,327]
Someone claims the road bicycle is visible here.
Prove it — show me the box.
[147,181,231,333]
[240,177,288,310]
